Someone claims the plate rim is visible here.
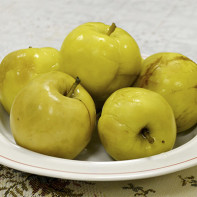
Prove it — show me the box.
[0,132,197,181]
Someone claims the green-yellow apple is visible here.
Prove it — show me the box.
[60,22,142,110]
[0,47,62,113]
[10,71,96,159]
[135,52,197,132]
[98,87,176,160]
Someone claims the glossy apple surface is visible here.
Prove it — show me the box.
[135,52,197,132]
[0,47,62,113]
[10,71,96,159]
[60,22,142,110]
[98,87,176,160]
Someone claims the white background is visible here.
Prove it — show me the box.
[0,0,197,63]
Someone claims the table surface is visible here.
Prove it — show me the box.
[0,0,197,196]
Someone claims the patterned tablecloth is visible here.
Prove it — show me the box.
[0,0,197,196]
[0,164,196,196]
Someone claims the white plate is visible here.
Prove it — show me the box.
[0,104,197,181]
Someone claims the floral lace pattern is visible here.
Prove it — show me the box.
[0,164,197,197]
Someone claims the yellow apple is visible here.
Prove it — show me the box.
[135,52,197,132]
[60,22,142,110]
[0,47,62,113]
[10,71,96,159]
[98,87,176,160]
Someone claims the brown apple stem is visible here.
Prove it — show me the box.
[106,23,116,36]
[67,77,81,98]
[141,128,155,144]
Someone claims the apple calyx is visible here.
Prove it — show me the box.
[67,76,81,98]
[107,23,116,36]
[141,127,155,144]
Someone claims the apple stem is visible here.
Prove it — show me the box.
[141,128,155,144]
[67,77,81,98]
[107,23,116,36]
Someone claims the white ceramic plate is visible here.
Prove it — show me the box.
[0,104,197,181]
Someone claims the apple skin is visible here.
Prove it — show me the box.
[98,87,176,160]
[0,47,62,113]
[135,52,197,132]
[60,22,142,110]
[10,71,96,159]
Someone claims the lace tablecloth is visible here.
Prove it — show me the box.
[0,164,197,196]
[0,0,197,196]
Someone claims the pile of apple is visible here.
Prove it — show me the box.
[0,22,197,161]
